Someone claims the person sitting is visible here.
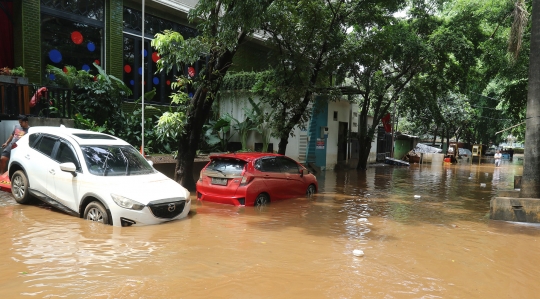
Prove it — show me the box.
[0,115,30,174]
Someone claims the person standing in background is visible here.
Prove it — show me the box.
[494,150,502,167]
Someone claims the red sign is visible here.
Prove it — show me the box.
[382,113,392,133]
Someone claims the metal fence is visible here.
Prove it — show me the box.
[0,83,73,119]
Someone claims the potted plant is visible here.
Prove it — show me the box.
[0,66,28,84]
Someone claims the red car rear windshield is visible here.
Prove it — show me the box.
[207,158,246,175]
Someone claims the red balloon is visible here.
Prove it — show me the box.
[94,60,100,65]
[124,65,132,73]
[166,80,171,85]
[62,67,68,73]
[71,31,83,45]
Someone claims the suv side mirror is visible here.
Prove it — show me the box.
[59,162,77,177]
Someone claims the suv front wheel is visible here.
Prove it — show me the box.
[84,201,110,225]
[11,170,32,204]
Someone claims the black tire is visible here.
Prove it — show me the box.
[11,170,31,204]
[83,201,110,225]
[254,193,270,207]
[306,184,316,197]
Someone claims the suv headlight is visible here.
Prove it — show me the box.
[111,194,145,210]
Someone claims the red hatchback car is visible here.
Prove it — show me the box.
[196,153,318,206]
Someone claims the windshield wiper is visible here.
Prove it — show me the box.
[102,152,112,176]
[211,168,226,176]
[118,148,129,175]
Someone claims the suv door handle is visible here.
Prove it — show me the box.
[49,169,55,175]
[24,154,30,159]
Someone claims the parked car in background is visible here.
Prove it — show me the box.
[196,152,318,206]
[485,147,498,156]
[8,126,191,226]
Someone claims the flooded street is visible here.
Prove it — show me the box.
[1,157,540,298]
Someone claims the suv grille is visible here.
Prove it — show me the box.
[148,201,186,219]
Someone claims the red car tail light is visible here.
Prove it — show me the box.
[240,175,254,186]
[198,170,204,182]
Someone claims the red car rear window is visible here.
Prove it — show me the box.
[207,158,246,175]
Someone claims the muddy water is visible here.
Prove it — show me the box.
[1,157,539,298]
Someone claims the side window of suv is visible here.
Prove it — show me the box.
[35,136,57,157]
[257,157,281,173]
[277,157,300,173]
[28,133,40,148]
[55,141,81,171]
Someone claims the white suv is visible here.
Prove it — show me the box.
[8,126,191,226]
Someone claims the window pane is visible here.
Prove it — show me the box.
[277,157,299,173]
[36,136,56,157]
[41,0,104,21]
[56,142,80,170]
[206,158,246,175]
[41,15,103,81]
[259,158,281,173]
[81,145,154,176]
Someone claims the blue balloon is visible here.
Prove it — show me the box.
[142,49,148,57]
[82,64,90,71]
[87,42,96,52]
[49,49,62,63]
[153,77,159,85]
[130,80,135,86]
[138,67,143,75]
[49,73,56,80]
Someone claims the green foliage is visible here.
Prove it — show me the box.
[10,66,25,77]
[222,72,261,91]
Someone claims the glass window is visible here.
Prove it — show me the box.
[56,142,81,171]
[257,158,281,173]
[41,15,103,82]
[28,133,40,148]
[277,157,300,174]
[41,0,104,21]
[36,136,57,157]
[206,158,246,176]
[122,7,200,104]
[81,145,155,176]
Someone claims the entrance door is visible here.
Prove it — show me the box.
[337,122,348,162]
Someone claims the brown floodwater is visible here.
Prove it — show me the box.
[1,156,539,298]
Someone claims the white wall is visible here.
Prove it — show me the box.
[0,121,19,145]
[367,115,378,164]
[325,99,351,169]
[219,93,303,162]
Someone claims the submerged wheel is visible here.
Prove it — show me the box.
[84,201,110,225]
[11,170,32,204]
[254,193,270,207]
[306,184,316,197]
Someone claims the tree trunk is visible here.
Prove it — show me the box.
[174,88,211,191]
[521,0,540,198]
[357,133,373,170]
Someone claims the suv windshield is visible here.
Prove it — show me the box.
[206,158,246,176]
[81,145,155,176]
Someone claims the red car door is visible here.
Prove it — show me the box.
[255,157,288,200]
[276,156,305,197]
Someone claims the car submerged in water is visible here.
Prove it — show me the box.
[196,152,318,206]
[8,126,191,227]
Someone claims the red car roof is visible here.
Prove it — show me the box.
[209,152,282,162]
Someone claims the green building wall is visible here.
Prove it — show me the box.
[14,0,41,84]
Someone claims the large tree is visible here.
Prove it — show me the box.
[253,0,404,155]
[153,0,273,190]
[343,9,435,169]
[521,0,540,198]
